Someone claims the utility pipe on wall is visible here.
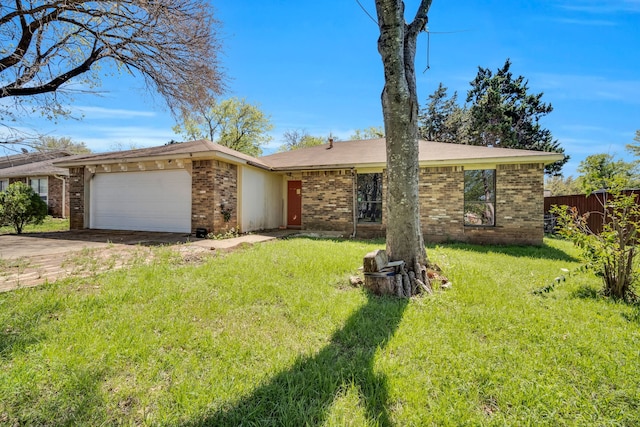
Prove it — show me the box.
[351,169,357,238]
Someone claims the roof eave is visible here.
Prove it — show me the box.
[267,154,564,172]
[54,150,264,169]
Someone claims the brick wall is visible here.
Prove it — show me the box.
[47,176,69,218]
[68,168,85,230]
[212,160,238,232]
[298,170,354,234]
[191,160,237,234]
[296,163,545,245]
[420,166,465,242]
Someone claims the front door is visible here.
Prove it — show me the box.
[287,180,302,228]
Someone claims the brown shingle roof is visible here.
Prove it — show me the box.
[259,138,564,170]
[0,157,70,178]
[0,150,71,169]
[52,138,564,173]
[54,140,271,169]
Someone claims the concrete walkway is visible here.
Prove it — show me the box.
[0,230,296,292]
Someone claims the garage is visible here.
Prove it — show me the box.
[90,169,192,233]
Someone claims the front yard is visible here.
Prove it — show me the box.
[0,237,638,425]
[0,216,69,235]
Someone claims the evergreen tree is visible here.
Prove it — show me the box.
[420,60,568,175]
[418,83,467,143]
[466,59,567,175]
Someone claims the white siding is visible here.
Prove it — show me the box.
[241,166,282,232]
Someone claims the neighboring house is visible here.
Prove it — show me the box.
[54,138,563,245]
[0,151,72,218]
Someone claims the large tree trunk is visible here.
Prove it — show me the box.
[375,0,431,275]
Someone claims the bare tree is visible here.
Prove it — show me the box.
[374,0,431,280]
[0,0,223,123]
[278,129,326,152]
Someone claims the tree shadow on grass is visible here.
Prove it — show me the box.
[436,240,579,262]
[184,293,408,427]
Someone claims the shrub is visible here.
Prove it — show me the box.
[551,190,639,302]
[0,181,48,234]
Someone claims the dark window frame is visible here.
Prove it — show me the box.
[463,169,496,227]
[357,173,383,224]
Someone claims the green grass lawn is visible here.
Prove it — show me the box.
[0,216,69,235]
[0,237,638,426]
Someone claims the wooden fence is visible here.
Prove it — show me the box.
[544,190,640,234]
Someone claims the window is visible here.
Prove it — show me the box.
[357,173,382,223]
[0,179,8,192]
[464,169,496,226]
[30,177,48,204]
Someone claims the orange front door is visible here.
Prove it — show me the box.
[287,180,302,227]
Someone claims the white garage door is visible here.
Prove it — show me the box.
[90,170,191,233]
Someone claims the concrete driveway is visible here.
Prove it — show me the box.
[0,229,292,292]
[0,230,192,260]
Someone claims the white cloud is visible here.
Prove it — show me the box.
[533,73,640,103]
[72,106,157,119]
[559,124,609,133]
[53,125,176,152]
[553,18,617,26]
[557,0,640,14]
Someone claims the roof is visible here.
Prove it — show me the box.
[259,138,565,170]
[54,139,271,169]
[0,150,71,169]
[52,138,565,173]
[0,156,70,178]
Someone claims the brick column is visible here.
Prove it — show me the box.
[69,167,85,229]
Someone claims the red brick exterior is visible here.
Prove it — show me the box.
[191,160,238,234]
[68,168,85,229]
[47,176,69,218]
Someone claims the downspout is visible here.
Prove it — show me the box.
[53,175,66,219]
[351,168,357,238]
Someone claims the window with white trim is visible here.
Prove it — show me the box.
[30,177,48,204]
[464,169,496,226]
[0,179,8,192]
[357,173,383,223]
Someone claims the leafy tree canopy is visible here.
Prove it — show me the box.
[0,181,48,234]
[33,136,91,154]
[626,130,640,156]
[350,126,385,140]
[577,153,639,194]
[173,97,273,157]
[544,175,582,196]
[278,129,326,152]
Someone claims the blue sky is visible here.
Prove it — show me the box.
[6,0,640,178]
